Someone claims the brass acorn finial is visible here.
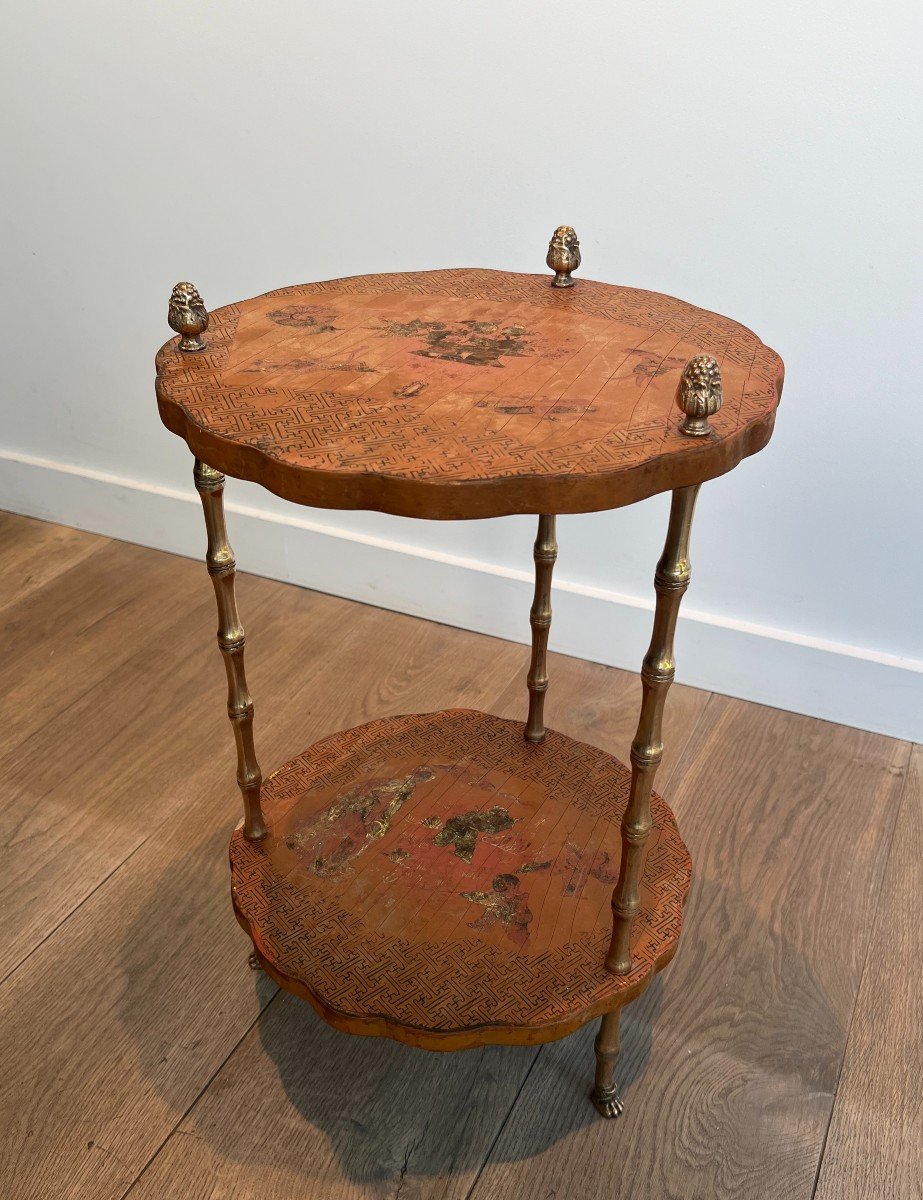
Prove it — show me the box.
[546,226,581,288]
[677,354,723,437]
[168,282,209,352]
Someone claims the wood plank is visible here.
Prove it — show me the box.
[119,656,710,1200]
[0,538,229,750]
[128,991,538,1200]
[0,567,356,980]
[3,514,540,980]
[493,648,709,780]
[466,699,909,1200]
[814,743,923,1200]
[2,511,909,1200]
[0,512,106,613]
[0,591,526,1200]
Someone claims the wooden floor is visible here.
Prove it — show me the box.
[0,510,918,1200]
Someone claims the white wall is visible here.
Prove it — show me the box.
[2,1,921,739]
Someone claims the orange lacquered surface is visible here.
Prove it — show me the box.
[231,711,691,1047]
[158,269,783,518]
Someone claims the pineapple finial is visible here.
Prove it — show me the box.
[677,355,723,437]
[546,226,581,288]
[168,282,209,352]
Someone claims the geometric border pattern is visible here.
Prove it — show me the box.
[157,269,783,518]
[230,710,692,1041]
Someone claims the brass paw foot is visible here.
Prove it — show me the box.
[247,951,262,972]
[591,1086,624,1119]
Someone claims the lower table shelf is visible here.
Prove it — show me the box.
[231,709,691,1050]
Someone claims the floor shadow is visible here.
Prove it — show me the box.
[244,968,666,1183]
[118,824,845,1190]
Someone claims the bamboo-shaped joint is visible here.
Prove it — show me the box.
[193,459,266,840]
[525,515,557,744]
[606,484,700,973]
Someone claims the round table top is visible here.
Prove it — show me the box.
[231,709,691,1047]
[156,268,783,518]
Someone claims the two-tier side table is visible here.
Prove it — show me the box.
[156,229,783,1118]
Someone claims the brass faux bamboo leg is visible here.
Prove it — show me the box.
[193,459,266,841]
[606,484,700,973]
[591,1008,624,1117]
[525,514,557,744]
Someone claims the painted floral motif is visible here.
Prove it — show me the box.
[393,380,428,399]
[433,805,516,862]
[461,873,533,947]
[377,318,535,368]
[284,767,435,876]
[240,356,375,375]
[561,844,619,894]
[266,304,339,333]
[626,348,687,386]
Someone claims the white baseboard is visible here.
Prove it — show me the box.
[2,447,920,742]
